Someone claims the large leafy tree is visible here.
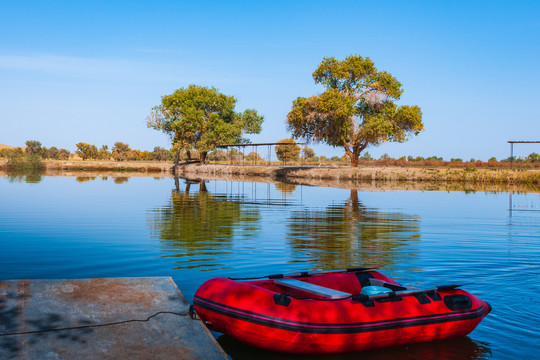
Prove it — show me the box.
[287,55,424,167]
[147,85,264,163]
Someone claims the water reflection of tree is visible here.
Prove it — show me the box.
[148,180,260,271]
[287,190,420,270]
[275,182,298,194]
[6,173,42,183]
[113,177,129,184]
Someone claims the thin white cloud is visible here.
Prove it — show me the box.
[134,48,176,54]
[0,53,151,78]
[0,53,245,84]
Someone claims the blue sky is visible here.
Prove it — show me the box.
[1,0,539,160]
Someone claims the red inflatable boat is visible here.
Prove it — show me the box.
[193,268,491,354]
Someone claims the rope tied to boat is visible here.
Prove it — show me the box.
[0,306,197,337]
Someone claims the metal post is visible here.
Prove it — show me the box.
[510,142,513,168]
[509,193,513,218]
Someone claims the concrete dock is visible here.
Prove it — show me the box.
[0,277,228,360]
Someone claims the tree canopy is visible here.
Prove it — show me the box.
[287,55,423,167]
[75,142,98,160]
[147,85,264,163]
[275,138,300,164]
[25,140,42,155]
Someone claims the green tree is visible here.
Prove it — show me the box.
[360,152,373,161]
[275,138,300,164]
[147,85,264,163]
[529,152,539,162]
[46,146,59,159]
[152,146,171,161]
[207,149,228,162]
[98,145,110,160]
[58,149,70,160]
[287,55,423,167]
[112,142,131,161]
[246,151,262,163]
[75,142,99,160]
[302,146,316,160]
[25,140,42,155]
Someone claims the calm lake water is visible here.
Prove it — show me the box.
[1,175,539,359]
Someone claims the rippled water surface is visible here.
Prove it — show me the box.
[1,175,539,359]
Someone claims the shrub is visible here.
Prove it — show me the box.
[360,152,373,161]
[6,151,44,173]
[25,140,42,155]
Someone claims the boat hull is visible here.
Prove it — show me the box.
[193,271,490,354]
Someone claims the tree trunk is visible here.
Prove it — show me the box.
[174,175,180,191]
[344,145,358,167]
[200,152,207,163]
[349,189,359,207]
[186,151,192,160]
[199,181,207,192]
[174,151,180,166]
[346,144,366,167]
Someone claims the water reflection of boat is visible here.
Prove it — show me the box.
[217,335,491,360]
[194,268,491,354]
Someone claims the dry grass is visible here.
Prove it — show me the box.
[2,160,540,189]
[174,163,540,187]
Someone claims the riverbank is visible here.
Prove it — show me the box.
[2,159,540,187]
[174,163,540,185]
[0,159,172,173]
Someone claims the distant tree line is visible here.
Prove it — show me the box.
[2,140,539,169]
[0,140,71,160]
[74,142,172,162]
[0,140,174,162]
[202,138,540,169]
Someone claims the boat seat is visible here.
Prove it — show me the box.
[274,278,351,299]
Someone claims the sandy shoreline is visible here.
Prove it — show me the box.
[1,160,540,191]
